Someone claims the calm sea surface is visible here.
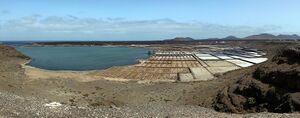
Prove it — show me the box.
[16,46,151,70]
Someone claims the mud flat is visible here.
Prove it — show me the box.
[23,65,97,82]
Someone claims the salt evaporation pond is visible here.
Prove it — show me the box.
[16,46,151,70]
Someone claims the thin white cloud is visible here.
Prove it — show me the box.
[0,15,282,41]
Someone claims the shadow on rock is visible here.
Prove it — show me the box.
[214,45,300,113]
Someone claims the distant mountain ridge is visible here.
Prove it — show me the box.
[277,34,300,39]
[165,33,300,41]
[244,33,277,39]
[165,37,195,41]
[244,33,300,40]
[222,35,239,40]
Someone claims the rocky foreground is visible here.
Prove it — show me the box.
[1,44,300,117]
[215,44,300,113]
[1,90,300,118]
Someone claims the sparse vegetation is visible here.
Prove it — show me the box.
[247,97,256,105]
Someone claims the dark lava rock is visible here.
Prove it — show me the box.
[214,46,300,113]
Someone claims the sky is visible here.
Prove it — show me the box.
[0,0,300,41]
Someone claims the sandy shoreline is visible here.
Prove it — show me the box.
[18,43,166,83]
[18,44,152,75]
[21,59,136,82]
[21,59,173,83]
[22,63,176,83]
[21,59,94,73]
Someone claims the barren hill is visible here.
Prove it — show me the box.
[214,44,300,113]
[165,37,195,41]
[245,33,300,40]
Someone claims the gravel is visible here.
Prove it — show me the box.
[0,91,299,118]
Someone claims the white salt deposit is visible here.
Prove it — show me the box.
[230,56,268,64]
[195,53,212,57]
[213,54,233,60]
[239,58,267,64]
[226,59,254,67]
[195,53,219,60]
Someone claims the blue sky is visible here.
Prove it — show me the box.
[0,0,299,41]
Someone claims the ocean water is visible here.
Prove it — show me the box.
[16,46,151,70]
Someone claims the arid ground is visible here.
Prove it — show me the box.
[1,41,300,117]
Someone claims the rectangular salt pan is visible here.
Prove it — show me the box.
[198,56,219,60]
[190,67,214,81]
[231,56,268,64]
[213,54,233,60]
[224,51,262,58]
[226,59,254,67]
[195,53,211,57]
[241,58,268,64]
[195,53,219,60]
